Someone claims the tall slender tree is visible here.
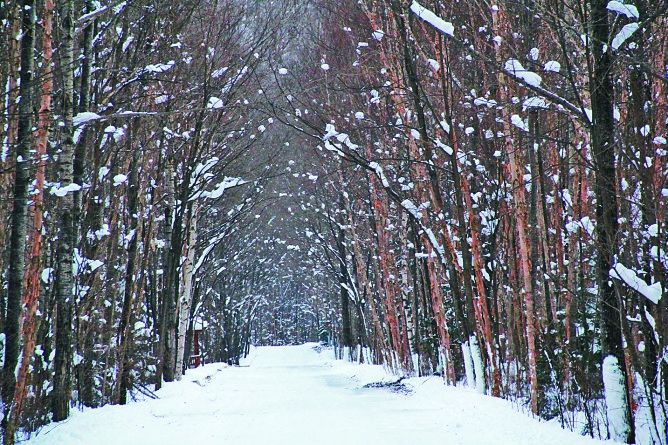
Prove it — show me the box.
[52,0,76,422]
[2,0,36,434]
[590,0,634,441]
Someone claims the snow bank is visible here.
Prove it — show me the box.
[22,344,612,445]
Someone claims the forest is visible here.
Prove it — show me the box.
[0,0,667,443]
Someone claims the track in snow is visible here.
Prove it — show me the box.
[24,344,609,445]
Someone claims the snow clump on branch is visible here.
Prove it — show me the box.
[504,59,542,87]
[410,1,454,37]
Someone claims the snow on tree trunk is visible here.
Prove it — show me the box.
[176,204,198,379]
[470,335,486,395]
[462,340,475,390]
[343,346,352,362]
[602,355,633,442]
[633,372,667,445]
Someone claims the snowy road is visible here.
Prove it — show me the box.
[25,344,609,445]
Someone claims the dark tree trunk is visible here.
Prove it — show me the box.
[117,124,141,405]
[155,167,174,390]
[337,193,353,351]
[1,0,36,434]
[73,0,94,239]
[590,0,634,442]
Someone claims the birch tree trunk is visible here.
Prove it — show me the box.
[175,203,198,379]
[73,0,94,241]
[162,172,187,383]
[53,0,76,422]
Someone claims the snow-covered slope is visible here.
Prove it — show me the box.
[23,344,610,445]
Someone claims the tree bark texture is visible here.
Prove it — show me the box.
[590,0,634,441]
[53,0,76,422]
[2,0,36,436]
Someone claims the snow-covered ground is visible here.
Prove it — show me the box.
[23,344,611,445]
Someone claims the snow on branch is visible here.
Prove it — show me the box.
[75,1,128,28]
[143,61,175,74]
[369,162,390,188]
[323,139,345,158]
[501,63,585,120]
[76,5,110,26]
[611,23,639,50]
[607,1,640,19]
[504,59,542,88]
[401,199,445,260]
[410,1,454,37]
[194,232,226,274]
[340,282,359,302]
[322,124,360,158]
[189,177,247,201]
[610,263,662,304]
[73,112,103,127]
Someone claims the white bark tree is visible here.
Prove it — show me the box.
[175,203,199,379]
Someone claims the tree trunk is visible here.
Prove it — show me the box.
[489,6,539,414]
[4,0,53,440]
[337,194,354,353]
[0,1,22,334]
[341,173,388,365]
[590,0,634,442]
[155,165,175,390]
[1,0,36,437]
[73,0,94,242]
[52,0,76,422]
[117,131,141,405]
[175,203,198,379]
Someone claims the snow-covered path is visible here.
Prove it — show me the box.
[25,344,610,445]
